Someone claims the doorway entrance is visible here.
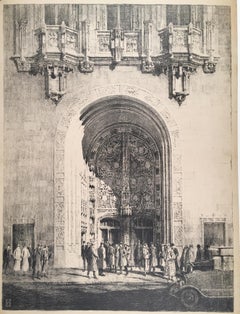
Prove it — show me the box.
[133,217,153,245]
[12,223,34,250]
[100,218,120,244]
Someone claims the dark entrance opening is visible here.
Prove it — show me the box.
[133,217,153,245]
[12,223,34,250]
[100,218,120,244]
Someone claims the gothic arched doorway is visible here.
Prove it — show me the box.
[80,97,172,255]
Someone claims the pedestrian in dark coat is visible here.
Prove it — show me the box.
[195,244,204,262]
[97,243,106,276]
[41,245,50,277]
[32,244,42,279]
[81,241,87,271]
[3,244,12,274]
[86,242,98,279]
[134,240,142,268]
[180,245,188,273]
[27,244,33,271]
[108,243,115,271]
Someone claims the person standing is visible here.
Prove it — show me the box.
[165,244,176,282]
[108,243,115,272]
[185,244,195,273]
[204,244,212,261]
[134,240,142,269]
[22,244,30,275]
[195,244,204,262]
[124,244,130,275]
[114,244,120,273]
[97,242,106,276]
[81,241,87,272]
[104,241,110,268]
[13,244,22,274]
[149,243,158,274]
[41,245,50,278]
[159,244,166,273]
[180,245,189,273]
[118,243,128,275]
[86,242,98,279]
[33,244,42,279]
[27,244,33,271]
[142,243,150,276]
[170,243,180,272]
[3,244,12,275]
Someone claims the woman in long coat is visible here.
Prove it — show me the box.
[97,243,106,276]
[149,243,158,274]
[114,244,119,273]
[13,244,22,273]
[118,243,127,273]
[180,245,189,272]
[32,244,42,279]
[86,243,98,279]
[22,244,30,274]
[185,244,195,273]
[108,243,115,271]
[165,245,176,281]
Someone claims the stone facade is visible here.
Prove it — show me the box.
[3,4,235,267]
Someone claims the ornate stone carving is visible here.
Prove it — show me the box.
[55,178,64,197]
[173,30,188,51]
[126,36,138,53]
[55,202,65,224]
[110,28,124,64]
[66,31,77,50]
[98,35,110,52]
[141,58,155,73]
[174,224,183,246]
[203,60,217,73]
[157,22,219,105]
[79,57,94,73]
[173,175,183,197]
[48,31,58,48]
[55,226,65,245]
[173,202,183,220]
[13,57,32,72]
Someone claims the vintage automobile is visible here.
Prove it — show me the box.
[168,270,233,309]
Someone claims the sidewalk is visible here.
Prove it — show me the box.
[2,267,170,290]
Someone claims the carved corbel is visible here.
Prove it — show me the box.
[203,59,217,73]
[79,57,94,73]
[142,57,155,73]
[110,28,124,65]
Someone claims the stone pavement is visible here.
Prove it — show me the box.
[2,267,170,289]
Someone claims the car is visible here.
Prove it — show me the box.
[168,270,233,309]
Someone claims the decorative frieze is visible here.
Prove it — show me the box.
[11,5,219,106]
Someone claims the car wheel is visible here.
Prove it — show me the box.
[180,287,200,309]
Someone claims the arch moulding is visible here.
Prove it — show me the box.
[54,84,183,267]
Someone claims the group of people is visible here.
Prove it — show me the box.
[81,241,131,279]
[81,241,213,281]
[3,243,51,279]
